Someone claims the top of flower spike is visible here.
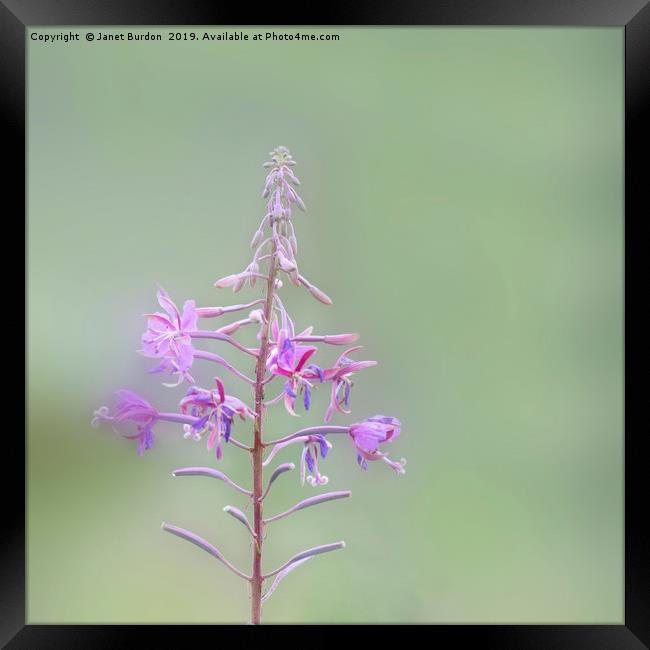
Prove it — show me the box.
[263,145,297,168]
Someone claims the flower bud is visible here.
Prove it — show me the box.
[247,262,259,288]
[250,228,263,249]
[323,333,360,345]
[276,250,296,272]
[196,306,225,318]
[214,274,238,288]
[233,275,246,293]
[216,320,245,335]
[307,283,332,305]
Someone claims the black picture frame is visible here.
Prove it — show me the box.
[8,1,647,645]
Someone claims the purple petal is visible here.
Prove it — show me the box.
[305,448,315,473]
[156,286,181,326]
[307,364,325,382]
[343,382,351,408]
[284,381,297,398]
[317,435,329,459]
[192,415,209,431]
[181,299,198,331]
[147,359,171,375]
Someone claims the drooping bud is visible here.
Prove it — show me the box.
[277,249,296,272]
[233,275,247,293]
[309,284,332,305]
[285,167,301,186]
[277,249,300,287]
[247,261,259,288]
[214,274,239,288]
[296,274,333,305]
[305,282,332,305]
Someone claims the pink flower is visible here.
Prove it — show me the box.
[348,416,406,474]
[92,390,159,456]
[300,435,332,486]
[179,378,254,459]
[267,319,320,416]
[322,346,377,422]
[140,286,198,386]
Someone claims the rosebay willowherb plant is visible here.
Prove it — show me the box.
[92,146,405,624]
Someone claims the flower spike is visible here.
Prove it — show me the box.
[93,146,404,624]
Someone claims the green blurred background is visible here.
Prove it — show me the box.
[27,27,623,623]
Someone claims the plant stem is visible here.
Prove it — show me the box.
[250,245,279,625]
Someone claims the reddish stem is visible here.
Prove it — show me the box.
[249,247,278,625]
